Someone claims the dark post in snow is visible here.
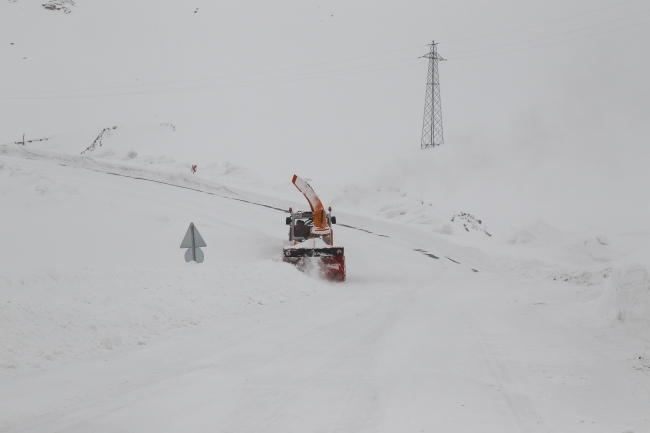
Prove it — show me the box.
[420,41,445,149]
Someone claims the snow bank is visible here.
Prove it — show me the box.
[507,221,568,246]
[600,246,650,340]
[1,124,293,200]
[503,221,640,265]
[331,185,490,238]
[0,261,324,375]
[487,221,650,292]
[0,145,240,200]
[7,122,188,164]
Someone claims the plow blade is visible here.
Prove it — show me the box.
[283,247,346,282]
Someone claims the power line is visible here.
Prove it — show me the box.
[2,2,645,99]
[0,45,426,96]
[1,60,424,101]
[2,57,421,99]
[440,0,640,44]
[6,12,644,100]
[447,9,650,55]
[447,20,649,60]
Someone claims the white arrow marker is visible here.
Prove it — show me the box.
[180,222,207,263]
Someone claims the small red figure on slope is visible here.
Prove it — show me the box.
[191,165,197,174]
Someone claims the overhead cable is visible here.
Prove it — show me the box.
[1,61,424,101]
[447,9,650,55]
[447,20,649,60]
[0,45,425,96]
[440,0,640,44]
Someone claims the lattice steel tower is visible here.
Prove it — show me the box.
[420,41,445,149]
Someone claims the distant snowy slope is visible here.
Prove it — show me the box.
[332,184,492,238]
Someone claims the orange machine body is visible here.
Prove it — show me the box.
[291,175,332,241]
[283,175,345,282]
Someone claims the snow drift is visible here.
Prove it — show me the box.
[0,262,324,374]
[600,246,650,340]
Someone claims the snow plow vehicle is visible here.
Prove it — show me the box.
[283,175,345,282]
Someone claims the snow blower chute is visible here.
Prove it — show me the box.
[283,175,346,282]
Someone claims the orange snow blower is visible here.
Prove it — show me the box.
[283,175,345,282]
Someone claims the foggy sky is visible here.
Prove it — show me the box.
[1,0,649,232]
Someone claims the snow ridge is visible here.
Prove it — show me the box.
[42,0,75,14]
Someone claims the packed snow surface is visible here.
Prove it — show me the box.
[1,128,650,432]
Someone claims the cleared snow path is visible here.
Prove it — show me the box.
[1,152,649,432]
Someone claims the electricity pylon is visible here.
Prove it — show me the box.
[420,41,445,149]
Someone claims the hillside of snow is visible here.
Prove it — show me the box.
[3,127,650,365]
[2,0,650,431]
[3,135,650,431]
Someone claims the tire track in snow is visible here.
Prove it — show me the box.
[28,290,413,433]
[215,291,414,432]
[454,303,553,433]
[323,290,416,433]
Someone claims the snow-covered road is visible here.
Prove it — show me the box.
[1,151,649,432]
